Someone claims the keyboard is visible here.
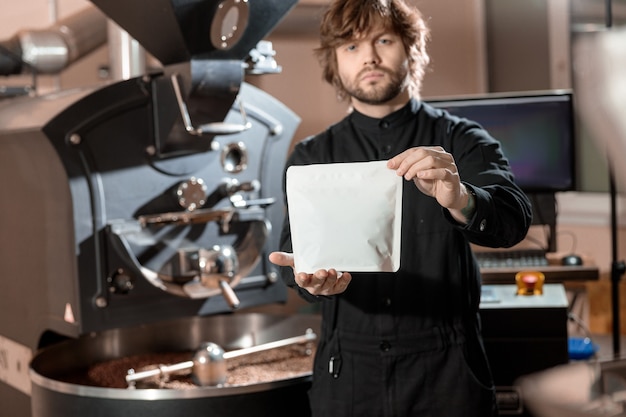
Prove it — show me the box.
[475,249,549,269]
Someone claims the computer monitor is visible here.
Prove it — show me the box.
[428,91,576,193]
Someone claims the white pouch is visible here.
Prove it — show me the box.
[286,160,403,274]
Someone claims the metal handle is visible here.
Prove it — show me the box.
[171,73,252,136]
[126,360,194,387]
[223,329,316,360]
[137,208,234,228]
[219,280,240,309]
[125,330,316,387]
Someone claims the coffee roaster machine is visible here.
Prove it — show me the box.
[0,1,321,416]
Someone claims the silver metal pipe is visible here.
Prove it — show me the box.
[107,21,146,81]
[0,6,107,75]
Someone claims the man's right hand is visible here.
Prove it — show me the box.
[268,251,352,296]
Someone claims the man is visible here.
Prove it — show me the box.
[269,0,532,415]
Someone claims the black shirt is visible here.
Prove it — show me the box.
[279,98,532,338]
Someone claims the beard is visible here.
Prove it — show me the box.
[342,65,409,105]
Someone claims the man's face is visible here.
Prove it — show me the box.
[335,26,410,105]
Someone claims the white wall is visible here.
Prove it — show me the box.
[0,0,89,36]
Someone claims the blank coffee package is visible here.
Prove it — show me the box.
[286,160,402,274]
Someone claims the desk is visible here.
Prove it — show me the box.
[481,264,599,285]
[479,251,600,285]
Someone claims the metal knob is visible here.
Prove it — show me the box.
[175,177,207,211]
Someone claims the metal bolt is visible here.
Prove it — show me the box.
[267,271,278,283]
[94,296,108,308]
[68,133,81,145]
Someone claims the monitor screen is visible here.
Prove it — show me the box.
[428,91,576,193]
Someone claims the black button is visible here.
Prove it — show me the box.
[379,340,391,352]
[382,297,392,307]
[381,145,392,155]
[380,121,390,129]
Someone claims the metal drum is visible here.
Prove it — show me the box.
[30,313,320,417]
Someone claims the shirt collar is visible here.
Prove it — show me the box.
[350,98,422,131]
